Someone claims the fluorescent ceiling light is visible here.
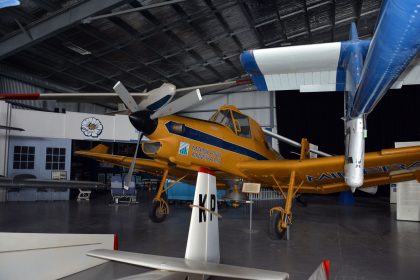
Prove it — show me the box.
[63,41,91,55]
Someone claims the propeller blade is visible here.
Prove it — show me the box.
[113,81,140,113]
[124,132,143,190]
[150,89,202,120]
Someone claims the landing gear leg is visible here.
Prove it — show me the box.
[270,170,299,240]
[149,169,169,223]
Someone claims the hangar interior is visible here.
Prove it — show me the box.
[0,0,420,280]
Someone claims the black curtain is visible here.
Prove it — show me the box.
[275,86,420,197]
[276,86,420,159]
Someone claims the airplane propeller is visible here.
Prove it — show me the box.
[113,81,202,189]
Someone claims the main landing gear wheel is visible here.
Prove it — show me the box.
[269,211,287,240]
[149,199,168,223]
[269,207,292,240]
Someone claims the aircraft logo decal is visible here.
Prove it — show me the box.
[191,145,221,163]
[178,142,190,156]
[81,117,103,138]
[166,121,268,160]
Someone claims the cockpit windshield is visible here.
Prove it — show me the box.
[210,110,252,138]
[232,111,251,138]
[210,110,235,132]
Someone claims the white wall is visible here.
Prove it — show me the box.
[7,136,72,180]
[8,106,139,143]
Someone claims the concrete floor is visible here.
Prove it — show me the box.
[1,191,420,280]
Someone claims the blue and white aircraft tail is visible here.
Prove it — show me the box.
[87,168,290,280]
[241,0,420,191]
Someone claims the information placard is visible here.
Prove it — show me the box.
[242,183,261,194]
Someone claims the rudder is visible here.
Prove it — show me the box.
[184,168,220,264]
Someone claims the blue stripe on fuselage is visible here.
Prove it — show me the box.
[165,121,268,160]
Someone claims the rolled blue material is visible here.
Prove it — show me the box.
[350,0,420,117]
[338,190,355,205]
[0,0,20,9]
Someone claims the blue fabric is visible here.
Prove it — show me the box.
[350,0,420,117]
[338,190,355,205]
[0,0,20,9]
[240,51,268,91]
[337,39,370,116]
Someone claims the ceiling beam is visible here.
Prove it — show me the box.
[331,0,336,41]
[0,0,131,60]
[31,0,61,12]
[238,0,265,48]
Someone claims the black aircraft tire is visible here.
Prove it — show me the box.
[269,212,287,240]
[149,201,167,223]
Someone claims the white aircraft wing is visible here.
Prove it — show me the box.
[87,249,289,280]
[241,42,344,92]
[0,80,249,102]
[117,270,189,280]
[0,177,106,190]
[392,54,420,89]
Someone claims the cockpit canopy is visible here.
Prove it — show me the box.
[210,108,251,138]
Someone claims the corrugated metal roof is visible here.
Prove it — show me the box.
[0,0,382,93]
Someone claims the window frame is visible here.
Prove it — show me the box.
[45,147,66,170]
[231,111,252,138]
[13,145,35,170]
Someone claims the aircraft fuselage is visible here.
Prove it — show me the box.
[142,111,278,178]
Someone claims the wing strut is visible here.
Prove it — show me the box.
[263,129,331,157]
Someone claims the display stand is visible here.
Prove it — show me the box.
[242,183,261,233]
[77,189,92,201]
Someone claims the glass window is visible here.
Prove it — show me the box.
[209,110,235,133]
[45,147,66,170]
[232,111,252,138]
[13,145,35,169]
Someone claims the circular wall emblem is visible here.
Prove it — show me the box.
[81,117,103,138]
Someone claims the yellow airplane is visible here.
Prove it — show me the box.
[76,104,420,239]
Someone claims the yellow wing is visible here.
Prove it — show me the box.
[74,145,228,184]
[237,146,420,194]
[75,144,170,177]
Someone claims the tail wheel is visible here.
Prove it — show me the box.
[149,199,168,223]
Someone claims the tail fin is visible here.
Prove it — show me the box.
[89,144,109,154]
[300,138,310,160]
[185,168,220,264]
[349,21,359,41]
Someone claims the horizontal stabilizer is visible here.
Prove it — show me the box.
[88,144,109,154]
[87,249,289,280]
